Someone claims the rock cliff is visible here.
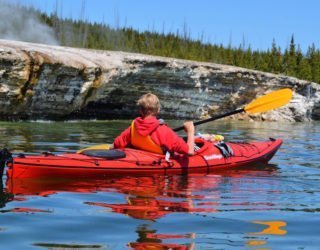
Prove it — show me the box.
[1,39,319,121]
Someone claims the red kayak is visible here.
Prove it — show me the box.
[6,137,282,179]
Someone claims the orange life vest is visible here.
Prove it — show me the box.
[131,121,164,154]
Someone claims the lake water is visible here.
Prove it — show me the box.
[0,120,319,249]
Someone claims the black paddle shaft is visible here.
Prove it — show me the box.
[173,108,244,132]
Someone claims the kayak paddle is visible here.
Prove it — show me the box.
[78,88,293,152]
[173,88,293,132]
[77,144,111,153]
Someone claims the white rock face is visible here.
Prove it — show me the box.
[0,39,319,121]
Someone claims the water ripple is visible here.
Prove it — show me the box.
[0,120,319,249]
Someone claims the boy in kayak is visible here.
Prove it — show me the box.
[113,93,195,155]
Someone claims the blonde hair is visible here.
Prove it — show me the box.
[137,93,160,117]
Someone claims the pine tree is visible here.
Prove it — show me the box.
[269,39,282,73]
[307,44,320,82]
[286,34,297,76]
[295,45,310,80]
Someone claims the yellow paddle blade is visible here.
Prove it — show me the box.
[77,144,111,153]
[244,88,293,114]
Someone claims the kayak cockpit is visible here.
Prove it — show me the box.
[80,149,126,159]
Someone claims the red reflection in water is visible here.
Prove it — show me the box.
[4,166,282,248]
[129,242,193,250]
[127,225,196,250]
[10,207,51,213]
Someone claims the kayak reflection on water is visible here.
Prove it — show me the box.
[2,164,287,249]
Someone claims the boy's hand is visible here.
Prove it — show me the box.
[183,121,195,133]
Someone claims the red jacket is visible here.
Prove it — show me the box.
[113,116,189,154]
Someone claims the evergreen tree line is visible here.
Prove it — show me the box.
[37,10,320,84]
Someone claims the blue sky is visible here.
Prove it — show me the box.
[14,0,320,52]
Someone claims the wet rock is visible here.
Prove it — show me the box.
[0,39,319,121]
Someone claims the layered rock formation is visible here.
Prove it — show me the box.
[1,39,319,121]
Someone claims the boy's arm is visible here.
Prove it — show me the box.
[184,121,195,155]
[113,126,131,148]
[156,123,194,155]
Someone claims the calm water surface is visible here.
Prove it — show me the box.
[0,120,319,249]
